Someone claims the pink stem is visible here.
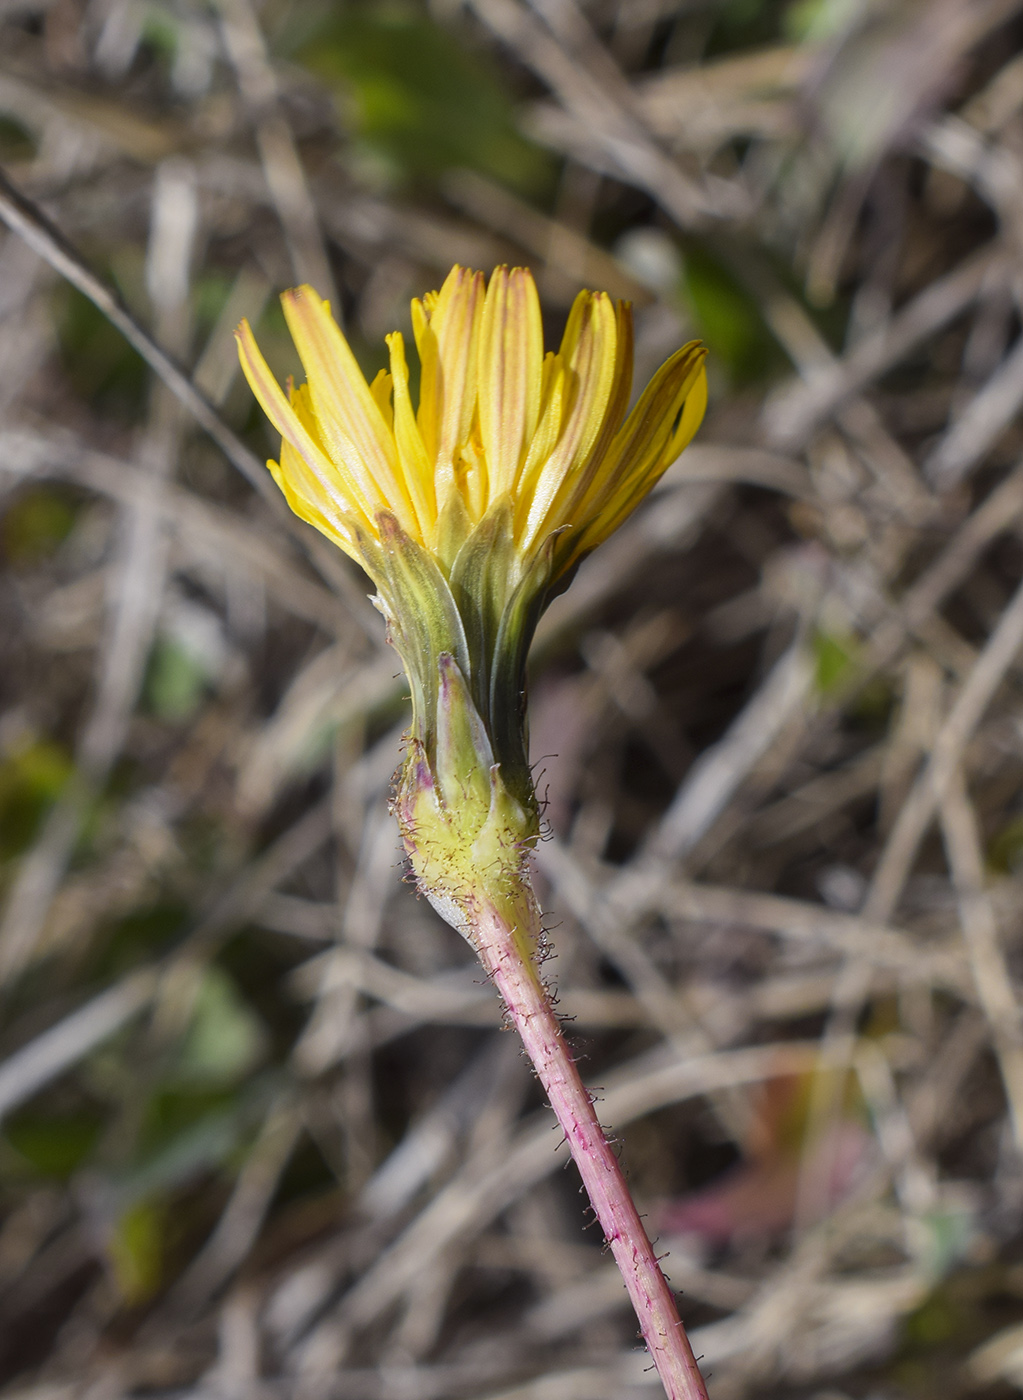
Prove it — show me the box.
[473,897,709,1400]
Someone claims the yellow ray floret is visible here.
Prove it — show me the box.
[235,265,707,581]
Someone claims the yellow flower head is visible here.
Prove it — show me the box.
[237,267,706,925]
[235,265,706,587]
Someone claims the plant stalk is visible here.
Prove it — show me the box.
[472,894,710,1400]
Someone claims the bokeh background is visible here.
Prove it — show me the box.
[2,0,1023,1396]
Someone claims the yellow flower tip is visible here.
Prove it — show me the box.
[279,282,325,314]
[236,265,707,582]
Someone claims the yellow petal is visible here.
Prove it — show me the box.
[477,266,543,501]
[369,368,394,433]
[518,290,619,550]
[270,439,364,562]
[662,360,707,463]
[582,297,635,489]
[456,413,488,524]
[513,353,565,538]
[606,345,707,501]
[577,345,707,558]
[280,287,418,534]
[414,266,484,475]
[285,384,379,544]
[235,319,379,527]
[387,330,435,541]
[411,294,436,444]
[236,319,335,477]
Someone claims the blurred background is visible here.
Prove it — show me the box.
[1,0,1023,1396]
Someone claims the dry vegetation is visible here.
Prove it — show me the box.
[3,0,1023,1396]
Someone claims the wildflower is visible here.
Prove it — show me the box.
[237,266,705,934]
[237,266,710,1400]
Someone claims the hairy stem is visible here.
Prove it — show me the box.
[472,894,710,1400]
